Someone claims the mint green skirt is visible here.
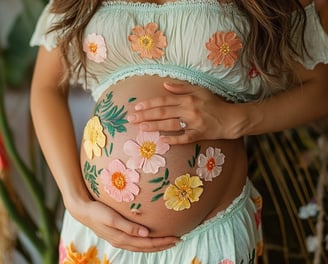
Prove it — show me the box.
[58,179,263,264]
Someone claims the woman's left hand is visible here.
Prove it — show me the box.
[127,82,244,145]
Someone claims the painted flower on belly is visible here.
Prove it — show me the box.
[83,33,107,63]
[128,22,167,59]
[124,131,170,174]
[83,116,106,160]
[206,31,242,68]
[196,147,225,181]
[100,159,140,202]
[164,173,203,211]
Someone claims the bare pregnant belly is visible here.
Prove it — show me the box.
[80,75,248,237]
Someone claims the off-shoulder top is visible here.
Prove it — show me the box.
[30,0,328,102]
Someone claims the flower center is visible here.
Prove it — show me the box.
[179,188,190,200]
[206,157,216,171]
[112,172,126,190]
[220,43,230,55]
[140,141,156,159]
[138,35,154,50]
[89,129,100,144]
[88,43,98,54]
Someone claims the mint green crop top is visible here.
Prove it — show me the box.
[30,0,328,102]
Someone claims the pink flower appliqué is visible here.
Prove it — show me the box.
[124,131,170,174]
[100,159,140,202]
[196,147,225,181]
[219,260,234,264]
[128,22,167,59]
[206,31,242,68]
[83,33,107,63]
[248,66,259,78]
[58,240,67,264]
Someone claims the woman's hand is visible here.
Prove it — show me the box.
[127,82,247,144]
[67,197,180,252]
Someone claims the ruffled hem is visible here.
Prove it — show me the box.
[295,2,328,69]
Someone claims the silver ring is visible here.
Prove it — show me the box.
[179,118,187,129]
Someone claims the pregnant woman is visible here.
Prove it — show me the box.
[30,0,328,263]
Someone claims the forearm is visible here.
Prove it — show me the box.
[30,90,90,206]
[237,63,328,136]
[30,47,90,210]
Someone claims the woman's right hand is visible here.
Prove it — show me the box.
[66,197,180,252]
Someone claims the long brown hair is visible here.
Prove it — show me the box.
[49,0,307,94]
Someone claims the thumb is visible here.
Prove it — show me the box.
[163,82,193,94]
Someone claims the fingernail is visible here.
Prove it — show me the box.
[138,229,149,237]
[135,103,144,111]
[127,115,136,122]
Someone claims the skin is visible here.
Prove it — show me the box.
[30,0,328,252]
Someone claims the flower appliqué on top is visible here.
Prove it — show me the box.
[206,31,242,68]
[83,33,107,63]
[248,65,260,78]
[128,22,167,59]
[61,242,111,264]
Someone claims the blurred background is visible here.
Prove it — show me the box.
[0,0,327,263]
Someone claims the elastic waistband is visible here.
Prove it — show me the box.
[92,65,255,102]
[181,179,251,241]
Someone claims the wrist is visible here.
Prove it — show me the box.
[231,102,264,138]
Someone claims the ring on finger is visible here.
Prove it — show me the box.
[179,118,187,129]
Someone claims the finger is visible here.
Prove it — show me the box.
[103,227,180,252]
[160,131,199,145]
[140,118,184,132]
[128,106,185,124]
[104,209,150,238]
[163,82,195,94]
[134,95,180,111]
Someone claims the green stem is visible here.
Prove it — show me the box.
[0,181,44,253]
[0,57,53,253]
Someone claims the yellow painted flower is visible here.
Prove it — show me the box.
[83,116,106,160]
[63,243,100,264]
[128,22,167,59]
[191,256,203,264]
[164,174,203,211]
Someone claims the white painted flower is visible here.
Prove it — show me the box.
[196,147,225,181]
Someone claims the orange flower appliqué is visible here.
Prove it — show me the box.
[206,31,242,68]
[128,22,167,59]
[63,243,100,264]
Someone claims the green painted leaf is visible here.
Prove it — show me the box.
[83,161,100,197]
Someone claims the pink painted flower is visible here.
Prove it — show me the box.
[100,159,140,202]
[83,33,107,63]
[196,147,225,181]
[58,240,67,264]
[218,260,234,264]
[124,131,170,174]
[128,22,167,59]
[206,31,242,68]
